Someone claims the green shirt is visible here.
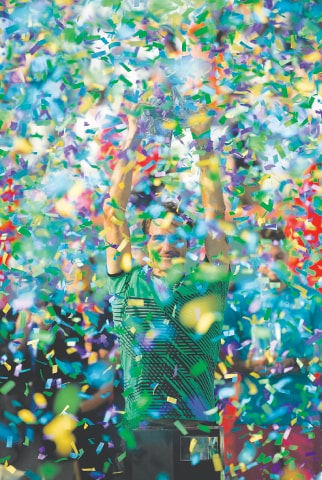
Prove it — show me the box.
[107,265,229,426]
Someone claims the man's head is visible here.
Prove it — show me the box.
[142,202,194,274]
[258,228,288,283]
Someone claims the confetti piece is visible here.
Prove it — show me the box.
[212,453,223,471]
[43,415,77,456]
[0,380,15,395]
[2,303,11,314]
[167,396,177,404]
[17,409,36,424]
[173,420,188,435]
[197,424,211,433]
[53,384,81,416]
[33,393,47,409]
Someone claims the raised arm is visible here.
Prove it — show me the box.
[103,110,137,275]
[191,116,230,271]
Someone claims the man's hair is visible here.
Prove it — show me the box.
[142,201,194,235]
[259,227,285,242]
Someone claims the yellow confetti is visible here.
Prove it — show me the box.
[13,137,33,154]
[120,252,132,272]
[117,238,129,252]
[162,119,178,130]
[239,462,247,472]
[171,257,186,265]
[180,294,222,331]
[6,465,22,475]
[189,437,197,454]
[294,78,315,93]
[128,299,144,307]
[250,433,263,443]
[55,198,75,218]
[111,215,124,227]
[88,352,98,365]
[3,362,11,371]
[196,311,217,334]
[244,378,258,395]
[122,159,136,174]
[45,349,55,359]
[78,95,94,114]
[167,396,177,404]
[293,284,308,298]
[212,453,223,471]
[229,463,237,477]
[18,409,36,424]
[66,347,77,355]
[33,393,47,408]
[3,303,11,314]
[224,373,238,380]
[43,415,77,456]
[54,0,74,5]
[71,441,78,454]
[187,111,209,129]
[217,362,228,376]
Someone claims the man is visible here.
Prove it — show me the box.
[103,74,231,480]
[104,146,230,479]
[103,17,231,423]
[103,21,230,480]
[221,228,322,479]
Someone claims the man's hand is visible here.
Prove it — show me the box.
[103,110,137,274]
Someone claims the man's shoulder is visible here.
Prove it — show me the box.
[106,264,152,297]
[189,260,231,285]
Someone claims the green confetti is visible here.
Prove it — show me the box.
[0,380,16,395]
[174,420,188,435]
[191,359,207,377]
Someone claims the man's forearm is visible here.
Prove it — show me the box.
[103,125,136,273]
[104,109,138,214]
[199,155,225,221]
[106,155,135,213]
[196,152,229,266]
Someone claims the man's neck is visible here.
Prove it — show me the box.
[152,266,185,281]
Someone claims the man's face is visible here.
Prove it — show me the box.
[147,218,188,273]
[258,244,288,283]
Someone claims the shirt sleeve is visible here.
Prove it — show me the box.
[106,266,142,297]
[106,271,132,296]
